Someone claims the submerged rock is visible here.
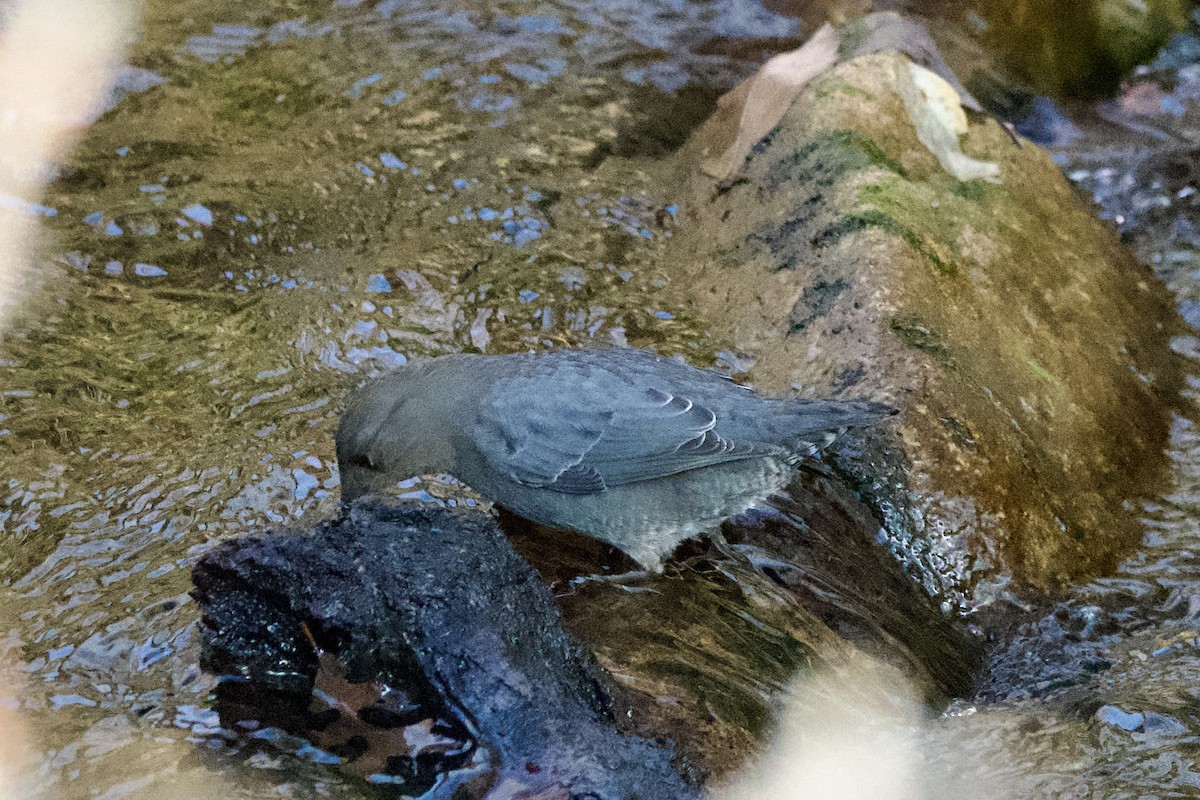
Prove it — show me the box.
[672,47,1184,601]
[506,467,978,778]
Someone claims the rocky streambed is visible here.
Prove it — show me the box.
[2,1,1199,798]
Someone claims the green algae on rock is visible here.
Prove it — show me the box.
[670,50,1184,601]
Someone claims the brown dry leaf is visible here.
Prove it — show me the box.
[702,23,838,179]
[702,12,987,183]
[1119,81,1172,116]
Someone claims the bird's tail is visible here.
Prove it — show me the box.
[731,397,896,456]
[795,398,898,431]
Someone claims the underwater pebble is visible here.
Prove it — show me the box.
[131,641,171,670]
[366,273,392,292]
[51,694,97,709]
[296,742,341,765]
[1143,712,1188,735]
[1097,705,1144,731]
[346,72,383,98]
[181,203,213,226]
[292,469,319,501]
[514,15,572,34]
[379,152,406,170]
[175,704,223,734]
[505,63,551,85]
[381,88,408,106]
[47,645,74,661]
[133,263,167,278]
[470,308,493,351]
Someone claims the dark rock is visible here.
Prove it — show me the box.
[191,498,698,799]
[1014,96,1082,146]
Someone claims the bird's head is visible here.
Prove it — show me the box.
[335,358,465,504]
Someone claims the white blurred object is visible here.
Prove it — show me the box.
[0,0,135,327]
[0,634,37,800]
[0,3,133,797]
[711,659,1008,800]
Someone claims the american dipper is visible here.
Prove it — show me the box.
[336,348,893,569]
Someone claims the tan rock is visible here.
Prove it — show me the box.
[668,51,1183,598]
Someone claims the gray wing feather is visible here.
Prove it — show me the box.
[552,465,607,494]
[474,373,772,494]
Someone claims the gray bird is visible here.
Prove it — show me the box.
[336,348,893,569]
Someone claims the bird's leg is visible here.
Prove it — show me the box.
[565,564,661,592]
[566,530,734,591]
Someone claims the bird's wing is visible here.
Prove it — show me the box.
[474,370,773,495]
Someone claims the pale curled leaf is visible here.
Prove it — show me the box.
[897,62,1000,184]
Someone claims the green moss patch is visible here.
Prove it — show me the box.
[812,210,955,276]
[890,315,952,361]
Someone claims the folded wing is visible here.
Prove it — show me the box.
[474,372,776,495]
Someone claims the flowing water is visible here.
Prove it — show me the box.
[0,1,796,796]
[2,0,1200,797]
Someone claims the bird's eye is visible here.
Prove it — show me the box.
[347,452,375,469]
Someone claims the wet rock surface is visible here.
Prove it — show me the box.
[501,466,976,778]
[666,48,1186,603]
[952,18,1200,796]
[191,484,972,788]
[191,456,977,791]
[192,498,698,799]
[724,467,981,699]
